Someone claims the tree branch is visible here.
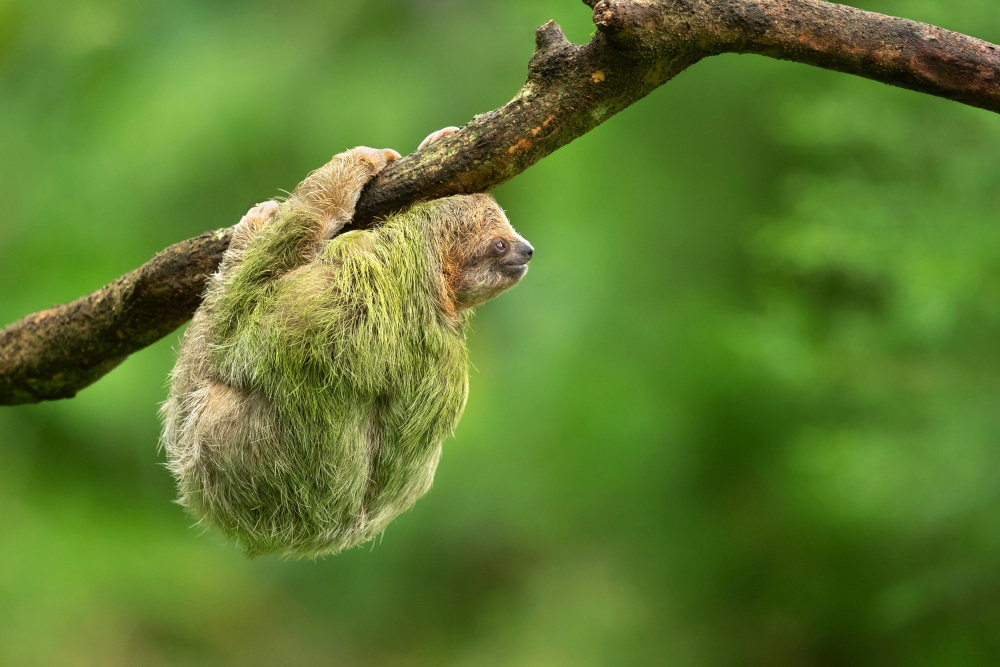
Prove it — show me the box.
[3,0,999,405]
[0,230,231,404]
[715,0,1000,113]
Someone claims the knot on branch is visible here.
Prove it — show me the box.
[534,20,571,54]
[529,21,577,79]
[593,1,624,33]
[592,0,701,56]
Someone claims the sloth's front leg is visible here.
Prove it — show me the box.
[292,146,400,238]
[418,126,459,150]
[211,147,398,336]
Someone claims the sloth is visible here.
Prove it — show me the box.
[160,129,533,557]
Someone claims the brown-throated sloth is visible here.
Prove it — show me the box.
[160,128,533,557]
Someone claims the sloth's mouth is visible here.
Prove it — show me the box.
[500,263,529,279]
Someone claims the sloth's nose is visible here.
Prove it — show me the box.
[519,240,534,262]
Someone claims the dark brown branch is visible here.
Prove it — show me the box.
[349,17,700,228]
[0,230,231,404]
[691,0,1000,113]
[4,0,1000,405]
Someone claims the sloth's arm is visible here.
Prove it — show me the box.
[208,147,398,346]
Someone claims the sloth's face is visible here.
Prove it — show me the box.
[453,198,533,310]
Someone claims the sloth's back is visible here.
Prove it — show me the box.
[163,241,469,557]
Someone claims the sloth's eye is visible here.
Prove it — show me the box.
[491,238,508,255]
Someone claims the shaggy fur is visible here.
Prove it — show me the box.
[161,145,532,558]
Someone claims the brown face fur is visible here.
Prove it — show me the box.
[431,193,534,311]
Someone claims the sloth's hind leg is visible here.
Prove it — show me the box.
[222,200,280,271]
[197,200,279,313]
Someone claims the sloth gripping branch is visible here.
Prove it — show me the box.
[3,0,1000,404]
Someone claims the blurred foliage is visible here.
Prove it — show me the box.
[2,0,1000,665]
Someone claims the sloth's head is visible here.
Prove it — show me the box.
[425,193,534,311]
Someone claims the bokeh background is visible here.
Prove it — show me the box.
[2,0,1000,664]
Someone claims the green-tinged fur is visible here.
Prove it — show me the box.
[161,146,531,558]
[165,205,469,557]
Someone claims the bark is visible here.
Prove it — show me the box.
[3,0,999,404]
[0,231,231,404]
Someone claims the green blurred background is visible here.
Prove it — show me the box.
[2,0,1000,664]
